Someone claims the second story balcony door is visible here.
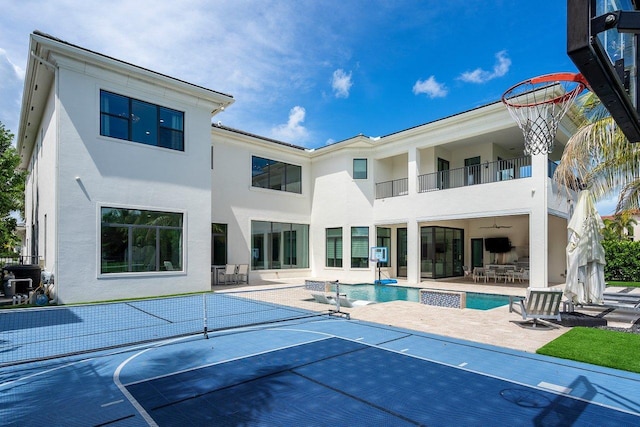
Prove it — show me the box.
[437,158,449,190]
[465,156,481,185]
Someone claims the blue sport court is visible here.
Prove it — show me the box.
[0,290,639,426]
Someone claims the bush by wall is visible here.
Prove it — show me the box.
[603,239,640,282]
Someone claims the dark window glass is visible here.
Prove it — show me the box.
[131,100,158,146]
[251,156,302,194]
[376,227,391,268]
[100,90,184,151]
[353,159,367,179]
[326,227,343,267]
[286,163,302,193]
[351,226,369,268]
[101,207,183,274]
[251,221,309,270]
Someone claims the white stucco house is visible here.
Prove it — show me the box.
[18,32,578,303]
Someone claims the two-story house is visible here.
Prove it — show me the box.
[17,32,576,303]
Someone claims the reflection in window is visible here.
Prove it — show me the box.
[101,207,183,274]
[326,228,343,267]
[251,221,309,270]
[376,227,391,268]
[251,156,302,193]
[351,226,369,268]
[353,158,368,179]
[100,90,184,151]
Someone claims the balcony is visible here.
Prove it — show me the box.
[376,177,409,199]
[418,156,532,192]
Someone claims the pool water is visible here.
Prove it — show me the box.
[332,283,510,310]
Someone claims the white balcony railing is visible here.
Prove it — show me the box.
[417,156,532,192]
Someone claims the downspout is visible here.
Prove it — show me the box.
[30,50,60,303]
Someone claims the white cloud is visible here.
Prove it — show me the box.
[412,76,448,98]
[459,50,511,84]
[271,106,310,143]
[331,69,353,98]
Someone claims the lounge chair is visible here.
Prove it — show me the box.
[337,296,376,308]
[236,264,249,284]
[311,292,335,305]
[514,287,563,328]
[218,264,237,284]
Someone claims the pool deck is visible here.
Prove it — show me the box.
[215,277,640,354]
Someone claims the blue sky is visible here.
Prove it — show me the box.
[0,1,617,214]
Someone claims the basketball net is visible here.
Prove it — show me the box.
[502,73,587,155]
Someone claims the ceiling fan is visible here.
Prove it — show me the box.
[479,221,512,229]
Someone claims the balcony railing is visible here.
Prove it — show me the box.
[376,177,409,199]
[417,156,532,192]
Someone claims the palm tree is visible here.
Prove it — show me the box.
[554,92,640,213]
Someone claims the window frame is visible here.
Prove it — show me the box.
[326,227,343,268]
[251,156,302,194]
[376,227,391,268]
[353,158,368,179]
[351,226,370,269]
[100,207,184,275]
[100,90,185,151]
[251,221,309,270]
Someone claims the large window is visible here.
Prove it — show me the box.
[100,90,184,151]
[376,227,391,268]
[326,228,343,267]
[252,156,302,193]
[101,208,183,274]
[251,221,309,270]
[353,158,368,179]
[351,226,369,268]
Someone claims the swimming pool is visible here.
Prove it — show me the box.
[331,283,511,310]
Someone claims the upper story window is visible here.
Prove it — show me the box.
[100,90,184,151]
[353,158,368,179]
[252,156,302,194]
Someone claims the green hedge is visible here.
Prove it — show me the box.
[603,239,640,282]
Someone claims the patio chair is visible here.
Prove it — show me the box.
[484,267,498,283]
[236,264,249,284]
[218,264,237,284]
[473,267,486,283]
[515,287,563,328]
[463,265,472,278]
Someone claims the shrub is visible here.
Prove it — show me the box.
[603,239,640,281]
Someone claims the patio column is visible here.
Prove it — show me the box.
[408,146,418,195]
[529,153,549,288]
[406,219,420,284]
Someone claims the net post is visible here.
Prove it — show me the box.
[329,280,350,319]
[203,293,209,339]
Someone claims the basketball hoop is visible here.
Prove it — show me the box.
[502,72,588,155]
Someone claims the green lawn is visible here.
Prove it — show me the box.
[607,281,640,288]
[537,327,640,373]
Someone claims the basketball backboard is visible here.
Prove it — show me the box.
[567,0,640,142]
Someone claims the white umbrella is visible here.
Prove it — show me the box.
[564,189,606,305]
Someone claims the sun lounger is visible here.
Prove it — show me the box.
[337,296,376,308]
[514,287,563,328]
[311,292,335,305]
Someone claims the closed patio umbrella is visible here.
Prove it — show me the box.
[564,189,606,305]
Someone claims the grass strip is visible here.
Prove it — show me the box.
[607,281,640,288]
[537,327,640,373]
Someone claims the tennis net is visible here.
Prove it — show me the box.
[0,284,330,367]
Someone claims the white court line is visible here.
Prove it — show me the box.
[114,348,159,427]
[270,325,640,418]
